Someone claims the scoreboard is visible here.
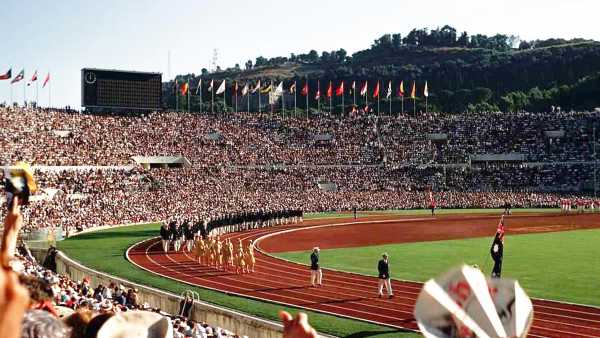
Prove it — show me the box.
[81,68,162,110]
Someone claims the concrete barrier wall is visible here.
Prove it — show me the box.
[38,249,300,338]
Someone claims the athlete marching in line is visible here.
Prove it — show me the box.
[236,241,247,274]
[244,239,256,273]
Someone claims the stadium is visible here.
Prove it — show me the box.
[3,3,600,338]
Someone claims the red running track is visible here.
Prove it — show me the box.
[127,217,600,338]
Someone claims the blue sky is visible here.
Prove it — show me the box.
[1,0,598,108]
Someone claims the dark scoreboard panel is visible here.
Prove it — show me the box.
[81,68,162,110]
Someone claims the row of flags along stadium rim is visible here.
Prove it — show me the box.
[177,79,429,99]
[0,68,50,88]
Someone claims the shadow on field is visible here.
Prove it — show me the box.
[67,230,156,240]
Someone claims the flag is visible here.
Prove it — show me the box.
[424,81,429,97]
[180,82,189,96]
[195,79,202,95]
[208,79,214,92]
[326,81,333,98]
[252,80,261,93]
[269,82,284,104]
[30,70,38,82]
[241,83,249,96]
[260,82,272,94]
[373,81,380,98]
[216,80,226,95]
[350,81,355,94]
[398,81,405,97]
[234,81,238,95]
[335,81,344,96]
[360,81,368,96]
[301,81,309,96]
[174,79,178,95]
[496,216,505,241]
[289,82,296,94]
[42,73,50,88]
[11,69,24,84]
[385,80,392,99]
[0,68,11,80]
[315,81,321,100]
[410,81,416,99]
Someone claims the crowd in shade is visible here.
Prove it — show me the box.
[1,107,599,166]
[12,247,242,338]
[0,165,593,232]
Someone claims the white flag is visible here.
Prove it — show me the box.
[208,79,214,92]
[386,81,392,99]
[216,80,226,94]
[252,80,261,93]
[241,83,249,96]
[195,79,202,95]
[269,82,284,104]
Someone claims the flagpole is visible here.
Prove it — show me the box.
[10,84,13,106]
[377,81,380,116]
[294,81,297,119]
[176,83,179,112]
[247,87,250,113]
[401,96,404,116]
[426,96,428,114]
[36,80,39,106]
[281,82,285,118]
[389,94,392,116]
[235,83,238,114]
[187,77,190,113]
[353,82,356,107]
[223,82,226,114]
[49,78,51,108]
[211,84,214,114]
[317,81,320,113]
[306,80,309,120]
[258,84,261,114]
[341,84,344,116]
[23,79,26,107]
[199,80,203,113]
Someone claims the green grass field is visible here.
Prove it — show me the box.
[56,208,575,338]
[276,228,600,306]
[58,223,420,338]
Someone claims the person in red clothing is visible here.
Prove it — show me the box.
[429,190,436,216]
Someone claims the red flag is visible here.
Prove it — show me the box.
[497,217,505,241]
[42,73,50,88]
[0,68,11,80]
[326,81,333,98]
[315,81,321,100]
[373,81,380,98]
[301,82,309,96]
[30,70,38,82]
[180,82,189,96]
[335,81,344,96]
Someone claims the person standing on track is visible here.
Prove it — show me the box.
[310,247,322,287]
[377,253,393,298]
[160,222,170,253]
[490,216,505,278]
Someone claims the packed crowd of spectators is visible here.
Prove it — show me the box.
[1,164,592,232]
[2,107,599,166]
[1,194,252,338]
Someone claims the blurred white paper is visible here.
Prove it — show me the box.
[414,265,533,338]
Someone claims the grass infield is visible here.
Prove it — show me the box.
[56,208,567,338]
[276,228,600,307]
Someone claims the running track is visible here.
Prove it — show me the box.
[127,216,600,337]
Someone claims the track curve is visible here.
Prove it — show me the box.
[127,215,600,338]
